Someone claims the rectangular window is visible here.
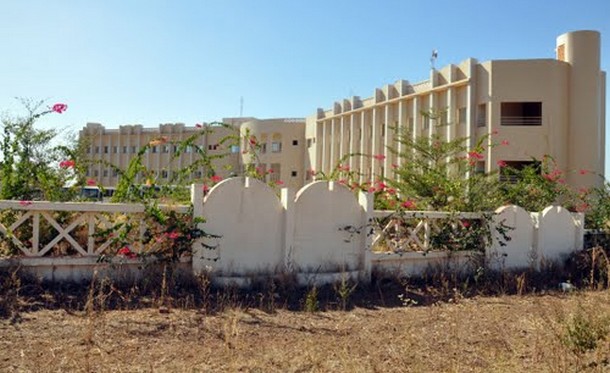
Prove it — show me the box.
[458,108,467,125]
[475,161,485,174]
[292,139,298,146]
[231,145,240,153]
[112,170,118,177]
[151,146,158,153]
[477,104,487,127]
[260,143,267,154]
[94,170,99,177]
[271,142,281,153]
[291,171,297,177]
[113,146,118,154]
[499,160,541,183]
[269,163,281,182]
[104,146,109,154]
[163,145,170,153]
[185,145,192,153]
[95,146,100,154]
[103,170,108,177]
[161,170,168,178]
[501,102,542,126]
[208,144,219,151]
[122,146,127,154]
[131,146,137,153]
[307,138,313,148]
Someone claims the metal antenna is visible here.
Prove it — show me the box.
[430,49,438,70]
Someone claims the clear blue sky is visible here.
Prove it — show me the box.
[1,0,609,169]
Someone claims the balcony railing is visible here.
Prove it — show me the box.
[501,116,542,126]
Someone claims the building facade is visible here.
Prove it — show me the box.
[80,118,306,189]
[306,30,606,189]
[81,30,605,191]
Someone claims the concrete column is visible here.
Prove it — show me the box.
[281,188,296,272]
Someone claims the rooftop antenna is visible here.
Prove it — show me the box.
[240,96,244,117]
[430,49,438,70]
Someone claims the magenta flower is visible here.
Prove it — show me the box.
[166,231,180,239]
[202,184,210,193]
[501,140,509,146]
[86,178,96,186]
[401,200,416,209]
[276,180,284,186]
[579,169,589,175]
[468,151,484,160]
[19,200,33,206]
[59,160,75,169]
[210,175,223,183]
[496,160,507,168]
[373,154,386,161]
[117,246,137,259]
[52,103,68,114]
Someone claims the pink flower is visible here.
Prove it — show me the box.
[491,130,499,135]
[166,231,180,240]
[59,160,75,169]
[52,103,68,114]
[462,220,471,228]
[338,179,347,185]
[401,200,416,209]
[308,169,316,175]
[249,136,257,146]
[276,180,284,186]
[202,184,210,193]
[579,169,589,175]
[367,187,376,193]
[387,188,396,195]
[575,203,590,213]
[268,169,274,174]
[501,140,509,146]
[373,154,386,161]
[86,179,96,186]
[19,200,33,206]
[195,123,203,128]
[117,246,137,259]
[210,175,223,183]
[391,163,399,169]
[468,151,484,160]
[496,160,507,168]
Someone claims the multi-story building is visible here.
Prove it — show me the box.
[80,117,306,189]
[306,30,606,189]
[81,30,605,192]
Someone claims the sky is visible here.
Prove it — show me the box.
[1,0,609,169]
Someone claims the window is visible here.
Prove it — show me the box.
[208,144,219,151]
[422,115,430,130]
[381,124,386,137]
[499,161,541,183]
[151,146,158,153]
[475,161,485,174]
[95,146,100,154]
[271,142,282,153]
[458,108,467,125]
[194,171,202,178]
[94,170,99,177]
[291,171,297,177]
[260,143,267,154]
[122,146,128,154]
[477,104,487,127]
[501,102,542,126]
[163,145,170,153]
[161,170,168,179]
[112,170,118,177]
[85,169,90,177]
[269,163,281,182]
[131,146,137,154]
[231,145,240,153]
[104,146,109,154]
[185,145,193,153]
[103,170,108,177]
[113,146,118,154]
[292,140,298,146]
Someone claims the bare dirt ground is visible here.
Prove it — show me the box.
[1,290,609,372]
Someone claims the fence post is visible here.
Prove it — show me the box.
[573,212,585,251]
[359,191,374,283]
[281,187,296,273]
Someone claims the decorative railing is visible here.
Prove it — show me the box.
[500,116,542,126]
[0,201,189,257]
[370,210,484,253]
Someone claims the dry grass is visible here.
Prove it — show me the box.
[0,290,608,372]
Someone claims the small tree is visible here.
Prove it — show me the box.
[0,99,72,201]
